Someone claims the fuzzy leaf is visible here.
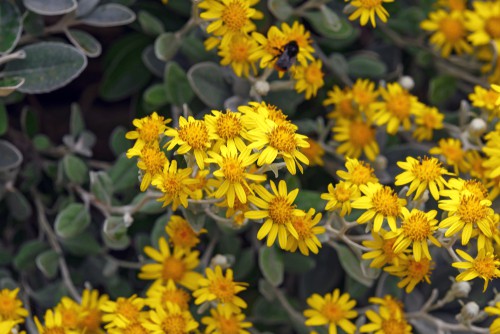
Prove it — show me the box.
[36,250,59,279]
[23,0,77,15]
[66,29,102,58]
[187,62,232,108]
[0,1,22,54]
[80,4,135,27]
[259,246,284,287]
[54,203,91,239]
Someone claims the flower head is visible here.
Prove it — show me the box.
[469,85,500,119]
[321,181,360,216]
[337,158,379,188]
[101,295,146,329]
[202,304,252,334]
[35,309,76,334]
[301,138,325,167]
[78,289,109,334]
[360,307,412,334]
[146,280,191,311]
[346,0,393,27]
[218,34,258,77]
[412,105,444,142]
[126,112,171,151]
[465,1,500,46]
[362,229,406,268]
[285,208,325,256]
[324,86,358,120]
[430,138,470,174]
[332,117,380,161]
[144,302,198,334]
[453,248,500,291]
[130,143,168,191]
[204,110,247,155]
[0,288,28,322]
[385,256,434,293]
[292,59,324,100]
[166,215,202,250]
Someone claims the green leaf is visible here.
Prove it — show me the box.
[154,32,181,62]
[0,77,25,97]
[187,62,232,108]
[102,230,131,250]
[55,203,91,239]
[23,0,77,15]
[138,11,164,35]
[347,55,387,78]
[233,248,255,280]
[80,4,136,27]
[6,189,32,221]
[109,126,131,157]
[183,206,206,233]
[100,34,152,101]
[258,279,276,301]
[150,213,170,248]
[63,154,88,184]
[428,75,457,105]
[268,0,293,21]
[143,84,168,107]
[103,216,128,240]
[36,250,59,279]
[0,139,23,171]
[22,11,44,37]
[76,0,99,17]
[90,171,113,205]
[66,29,102,58]
[304,11,350,38]
[108,154,138,192]
[14,240,49,271]
[33,134,51,151]
[134,193,163,214]
[0,103,7,136]
[331,243,374,287]
[0,1,22,54]
[259,246,284,287]
[295,190,324,211]
[3,42,87,94]
[165,62,194,106]
[60,231,102,256]
[70,103,85,137]
[283,252,315,273]
[20,106,38,137]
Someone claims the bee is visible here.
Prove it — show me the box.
[274,40,299,72]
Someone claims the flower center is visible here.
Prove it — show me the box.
[382,238,398,261]
[351,165,375,185]
[141,147,166,174]
[217,113,242,140]
[125,323,149,334]
[349,120,375,148]
[422,112,440,128]
[381,319,408,334]
[0,296,15,317]
[178,120,209,150]
[386,94,411,119]
[218,316,241,334]
[412,158,442,181]
[61,308,79,328]
[268,196,294,225]
[473,256,498,279]
[305,64,323,84]
[334,185,351,202]
[162,258,186,281]
[338,98,357,118]
[162,174,183,195]
[268,125,297,153]
[439,17,465,42]
[441,143,464,163]
[290,216,312,239]
[321,303,345,322]
[210,278,236,303]
[230,40,250,62]
[267,106,290,125]
[402,211,432,241]
[80,309,101,331]
[222,1,248,32]
[358,0,383,9]
[371,186,401,217]
[222,157,244,183]
[116,300,140,321]
[162,290,190,311]
[407,258,431,279]
[457,195,488,224]
[139,122,160,142]
[162,314,186,334]
[486,17,500,39]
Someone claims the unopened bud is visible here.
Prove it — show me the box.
[210,254,232,269]
[124,212,134,227]
[458,301,480,324]
[468,118,487,138]
[374,155,387,171]
[399,76,415,90]
[254,80,270,96]
[450,281,471,299]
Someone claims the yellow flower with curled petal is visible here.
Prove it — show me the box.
[35,309,77,334]
[144,302,198,334]
[128,143,168,192]
[346,0,394,27]
[218,33,258,77]
[101,295,146,329]
[337,158,379,188]
[146,280,191,311]
[204,109,248,155]
[332,117,379,161]
[384,255,434,293]
[324,86,358,120]
[55,297,81,330]
[285,208,324,256]
[465,1,500,46]
[0,288,28,322]
[362,229,406,268]
[412,105,444,142]
[202,304,252,334]
[469,85,500,119]
[453,248,500,291]
[166,215,203,250]
[239,102,296,131]
[360,306,412,334]
[430,138,470,174]
[292,59,325,100]
[281,21,315,66]
[351,79,379,114]
[126,112,171,152]
[321,181,360,217]
[78,289,109,334]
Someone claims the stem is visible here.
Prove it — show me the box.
[0,51,26,66]
[406,311,490,333]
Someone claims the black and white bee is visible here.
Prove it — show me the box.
[274,40,299,72]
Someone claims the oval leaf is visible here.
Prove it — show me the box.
[0,1,22,54]
[63,154,88,184]
[6,189,32,221]
[154,32,181,62]
[60,232,102,256]
[143,84,168,107]
[75,0,100,17]
[14,240,49,271]
[3,42,87,94]
[55,203,91,239]
[187,62,232,108]
[347,55,387,79]
[23,0,77,15]
[165,62,194,106]
[80,4,136,27]
[138,11,164,36]
[66,29,102,58]
[332,243,374,287]
[35,250,59,279]
[268,0,293,21]
[258,246,284,287]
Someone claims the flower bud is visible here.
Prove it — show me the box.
[457,301,480,324]
[210,254,232,269]
[468,118,487,138]
[374,155,387,171]
[399,76,415,90]
[254,80,270,96]
[450,281,471,299]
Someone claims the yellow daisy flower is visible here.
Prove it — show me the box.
[420,10,472,57]
[151,159,199,210]
[301,138,325,167]
[107,321,149,334]
[193,265,248,312]
[303,289,358,334]
[337,158,379,188]
[292,59,325,100]
[35,309,76,334]
[128,143,168,192]
[0,320,21,334]
[429,138,470,174]
[55,297,81,330]
[280,21,316,67]
[412,105,444,142]
[125,112,171,151]
[101,295,146,329]
[214,180,256,226]
[239,101,296,130]
[394,156,451,200]
[250,26,288,70]
[0,288,28,322]
[368,295,404,316]
[78,289,109,334]
[324,86,359,120]
[139,237,203,290]
[385,208,441,262]
[332,117,380,161]
[362,229,406,268]
[218,33,258,77]
[351,182,406,232]
[443,177,489,200]
[285,208,325,256]
[146,280,191,311]
[321,181,360,217]
[452,248,500,291]
[485,302,500,334]
[166,215,203,250]
[351,79,379,112]
[360,307,412,333]
[204,109,248,155]
[465,1,500,46]
[144,302,198,334]
[384,255,434,293]
[202,304,252,334]
[245,180,304,249]
[346,0,394,27]
[469,85,500,119]
[164,116,214,170]
[206,146,266,207]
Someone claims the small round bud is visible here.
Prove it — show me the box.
[123,212,134,227]
[374,155,387,171]
[399,76,415,90]
[451,281,471,299]
[210,254,233,269]
[468,118,487,138]
[458,301,480,323]
[254,80,270,96]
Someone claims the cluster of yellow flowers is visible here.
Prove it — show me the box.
[420,0,500,82]
[198,0,325,99]
[0,288,28,334]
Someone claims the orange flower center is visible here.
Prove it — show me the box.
[60,308,79,328]
[421,111,441,129]
[407,258,431,280]
[473,254,499,279]
[440,142,464,163]
[402,211,432,241]
[268,196,294,225]
[350,165,376,185]
[162,257,186,282]
[141,147,166,174]
[216,113,243,140]
[321,302,345,322]
[382,238,398,261]
[334,185,352,203]
[162,314,186,334]
[161,290,190,311]
[371,186,401,217]
[357,0,383,9]
[268,125,297,153]
[178,121,209,150]
[222,157,244,183]
[139,121,161,142]
[162,174,183,195]
[116,300,140,321]
[338,98,357,118]
[386,94,411,119]
[349,120,376,148]
[439,17,465,42]
[0,295,15,318]
[210,277,237,303]
[457,195,489,224]
[222,1,249,32]
[381,318,408,334]
[486,17,500,39]
[80,309,101,331]
[217,315,241,334]
[125,323,149,334]
[305,64,324,85]
[411,157,443,181]
[229,39,251,62]
[290,216,312,239]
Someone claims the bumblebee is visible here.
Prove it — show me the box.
[274,40,299,72]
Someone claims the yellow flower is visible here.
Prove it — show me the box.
[303,289,358,334]
[346,0,393,27]
[285,208,325,256]
[372,83,422,135]
[485,302,500,334]
[429,138,470,174]
[438,189,494,245]
[412,105,444,142]
[239,101,295,130]
[452,248,500,291]
[351,182,406,232]
[166,215,202,250]
[337,158,379,188]
[395,156,451,200]
[245,180,304,249]
[362,229,406,268]
[385,208,441,262]
[0,320,21,334]
[301,138,325,167]
[126,112,171,151]
[144,302,198,334]
[198,0,263,48]
[420,10,472,57]
[218,34,258,77]
[324,86,358,120]
[35,309,76,334]
[139,237,203,290]
[465,1,500,46]
[207,146,266,207]
[107,322,149,334]
[151,160,199,210]
[469,85,500,118]
[202,304,252,334]
[443,177,489,200]
[435,0,467,11]
[55,297,81,329]
[368,295,404,316]
[193,266,248,312]
[332,117,380,161]
[78,289,109,334]
[146,280,191,311]
[250,26,288,70]
[360,307,412,333]
[0,288,28,322]
[292,59,325,100]
[384,255,434,293]
[164,116,214,170]
[321,181,360,217]
[351,79,379,114]
[280,21,316,67]
[128,143,168,192]
[204,109,248,154]
[101,295,146,329]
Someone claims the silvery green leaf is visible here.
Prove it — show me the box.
[0,77,25,98]
[138,10,164,36]
[76,0,99,17]
[80,4,135,27]
[154,32,180,62]
[23,0,77,15]
[268,0,293,20]
[0,1,22,54]
[187,62,232,108]
[65,29,102,58]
